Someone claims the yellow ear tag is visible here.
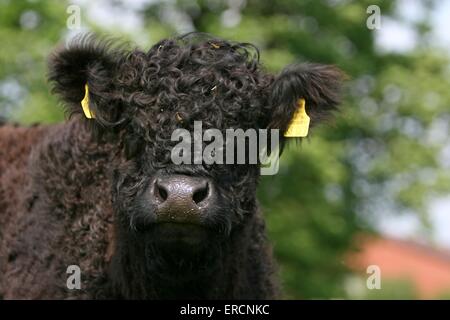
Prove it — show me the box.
[81,84,95,119]
[284,98,310,137]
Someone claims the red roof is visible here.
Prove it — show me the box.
[347,236,450,299]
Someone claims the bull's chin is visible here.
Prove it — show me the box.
[148,222,210,246]
[143,222,221,258]
[134,223,220,283]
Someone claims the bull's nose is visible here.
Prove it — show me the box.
[151,175,212,223]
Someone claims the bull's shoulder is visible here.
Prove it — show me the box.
[0,123,51,177]
[0,123,52,224]
[1,120,116,298]
[0,123,53,297]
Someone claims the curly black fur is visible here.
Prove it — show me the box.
[0,33,344,299]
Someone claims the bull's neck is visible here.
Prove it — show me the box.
[108,223,250,299]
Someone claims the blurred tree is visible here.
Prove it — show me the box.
[0,0,449,299]
[345,276,419,300]
[0,0,66,123]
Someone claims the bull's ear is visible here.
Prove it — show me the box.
[267,63,345,137]
[48,34,122,125]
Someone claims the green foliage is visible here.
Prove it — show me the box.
[1,0,448,299]
[365,279,418,300]
[345,276,419,300]
[0,0,66,123]
[437,290,450,300]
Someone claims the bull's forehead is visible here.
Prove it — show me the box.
[107,39,274,137]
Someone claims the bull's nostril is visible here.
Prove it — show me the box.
[193,183,209,204]
[155,181,168,202]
